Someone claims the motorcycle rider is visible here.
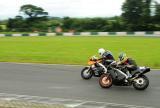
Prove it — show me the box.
[117,52,138,77]
[98,48,115,65]
[92,48,115,74]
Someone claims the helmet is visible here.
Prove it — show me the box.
[118,52,127,61]
[98,48,105,56]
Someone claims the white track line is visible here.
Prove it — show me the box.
[0,93,154,108]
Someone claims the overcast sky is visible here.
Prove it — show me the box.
[0,0,160,20]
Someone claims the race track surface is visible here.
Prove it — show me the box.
[0,62,159,108]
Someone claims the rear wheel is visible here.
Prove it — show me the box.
[133,75,149,90]
[81,67,93,80]
[99,74,112,88]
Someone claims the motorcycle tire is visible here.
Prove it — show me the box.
[81,67,93,80]
[133,75,149,90]
[99,73,113,88]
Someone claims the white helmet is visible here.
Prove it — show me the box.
[98,48,105,56]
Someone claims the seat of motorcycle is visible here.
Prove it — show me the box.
[106,60,114,64]
[140,67,150,73]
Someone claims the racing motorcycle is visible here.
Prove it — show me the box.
[81,56,107,80]
[99,61,150,90]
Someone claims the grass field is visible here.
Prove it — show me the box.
[0,36,160,68]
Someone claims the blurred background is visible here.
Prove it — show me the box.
[0,0,160,33]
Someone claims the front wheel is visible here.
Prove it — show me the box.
[99,74,113,88]
[133,75,149,90]
[81,67,93,80]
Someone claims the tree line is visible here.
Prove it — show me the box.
[0,0,160,32]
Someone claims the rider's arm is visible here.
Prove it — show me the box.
[117,61,123,65]
[98,58,103,60]
[126,58,137,69]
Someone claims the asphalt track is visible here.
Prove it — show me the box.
[0,62,160,108]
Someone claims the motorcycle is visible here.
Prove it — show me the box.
[81,56,107,80]
[99,61,150,90]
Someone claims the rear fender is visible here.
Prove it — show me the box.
[139,67,150,76]
[131,68,150,80]
[130,67,150,81]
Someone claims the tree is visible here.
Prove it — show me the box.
[62,17,74,30]
[122,0,152,31]
[154,1,160,24]
[141,0,152,30]
[7,16,29,31]
[20,4,48,18]
[149,1,160,30]
[19,4,49,32]
[142,0,151,22]
[122,0,143,31]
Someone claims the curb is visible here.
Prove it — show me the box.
[0,31,160,37]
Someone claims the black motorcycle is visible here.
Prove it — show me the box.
[99,61,150,90]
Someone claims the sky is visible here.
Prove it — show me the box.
[0,0,160,20]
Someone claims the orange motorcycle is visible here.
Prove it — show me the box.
[81,56,106,80]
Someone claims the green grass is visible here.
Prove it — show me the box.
[0,36,160,68]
